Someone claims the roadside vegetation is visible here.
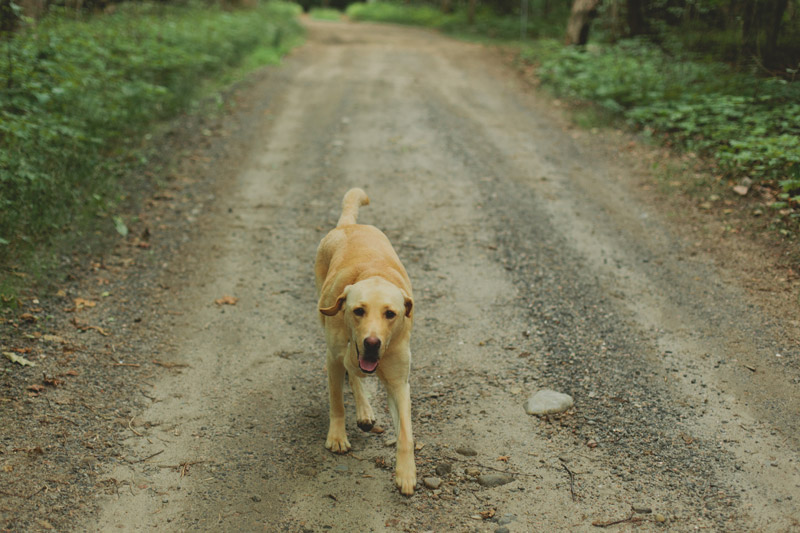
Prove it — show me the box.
[309,7,342,20]
[347,0,800,231]
[0,1,303,292]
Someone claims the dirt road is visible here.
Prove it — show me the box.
[77,19,800,531]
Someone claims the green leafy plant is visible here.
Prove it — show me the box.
[525,39,800,195]
[0,1,303,259]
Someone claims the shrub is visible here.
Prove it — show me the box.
[528,40,800,190]
[0,1,303,253]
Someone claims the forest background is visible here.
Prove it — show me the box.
[1,0,799,297]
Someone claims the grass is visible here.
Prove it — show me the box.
[309,7,342,21]
[0,1,304,300]
[346,1,568,41]
[521,39,800,200]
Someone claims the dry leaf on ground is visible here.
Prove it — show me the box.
[214,295,238,306]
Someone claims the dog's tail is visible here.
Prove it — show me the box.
[337,188,370,227]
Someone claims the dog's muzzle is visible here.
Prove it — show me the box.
[357,336,381,373]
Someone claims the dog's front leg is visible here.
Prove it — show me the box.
[386,379,416,495]
[325,351,350,453]
[349,373,376,432]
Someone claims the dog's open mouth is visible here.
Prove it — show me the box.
[356,343,379,373]
[359,357,379,373]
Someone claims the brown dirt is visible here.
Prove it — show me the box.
[2,18,799,532]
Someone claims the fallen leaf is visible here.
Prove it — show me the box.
[214,295,238,306]
[20,313,37,322]
[113,215,129,237]
[43,375,64,387]
[42,334,66,344]
[479,508,496,520]
[496,455,510,462]
[28,384,45,393]
[3,351,36,367]
[73,298,97,310]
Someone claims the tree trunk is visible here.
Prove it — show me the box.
[467,0,476,25]
[565,0,601,45]
[626,0,647,37]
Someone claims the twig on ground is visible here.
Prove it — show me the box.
[561,462,577,501]
[592,513,643,528]
[128,416,143,437]
[125,449,165,464]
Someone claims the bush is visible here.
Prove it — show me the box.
[0,1,303,253]
[346,1,565,40]
[527,40,800,191]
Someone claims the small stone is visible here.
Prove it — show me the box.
[654,513,666,523]
[334,464,349,472]
[465,466,481,477]
[524,389,574,415]
[497,513,516,525]
[423,477,442,490]
[632,505,652,514]
[495,528,510,533]
[251,495,261,502]
[477,473,514,488]
[456,446,478,456]
[435,463,452,476]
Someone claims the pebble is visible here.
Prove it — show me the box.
[465,466,481,477]
[632,505,652,514]
[497,513,516,525]
[334,464,349,472]
[456,446,478,456]
[495,528,510,533]
[477,473,514,488]
[423,477,442,490]
[654,513,666,523]
[435,463,452,476]
[524,389,574,415]
[251,495,261,502]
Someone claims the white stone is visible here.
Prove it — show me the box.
[524,389,574,415]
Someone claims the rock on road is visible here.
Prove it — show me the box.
[90,19,800,532]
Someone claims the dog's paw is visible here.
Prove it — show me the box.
[325,433,351,453]
[395,470,417,496]
[357,418,376,432]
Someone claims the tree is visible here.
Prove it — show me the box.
[565,0,601,45]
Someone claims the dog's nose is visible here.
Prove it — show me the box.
[363,336,381,353]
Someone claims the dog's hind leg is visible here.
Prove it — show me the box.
[325,350,351,453]
[349,373,376,432]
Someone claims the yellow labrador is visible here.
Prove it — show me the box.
[315,188,417,496]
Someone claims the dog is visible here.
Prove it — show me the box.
[315,188,417,495]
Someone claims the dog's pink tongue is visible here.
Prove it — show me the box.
[359,358,378,372]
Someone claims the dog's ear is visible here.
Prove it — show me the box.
[319,287,350,316]
[402,291,414,318]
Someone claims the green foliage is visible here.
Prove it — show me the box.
[347,2,449,28]
[0,1,303,255]
[526,39,800,192]
[346,1,566,41]
[309,7,342,21]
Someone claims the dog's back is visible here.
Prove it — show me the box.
[315,189,412,311]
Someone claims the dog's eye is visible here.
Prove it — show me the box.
[385,310,396,319]
[353,308,365,317]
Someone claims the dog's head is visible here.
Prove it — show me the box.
[319,277,413,374]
